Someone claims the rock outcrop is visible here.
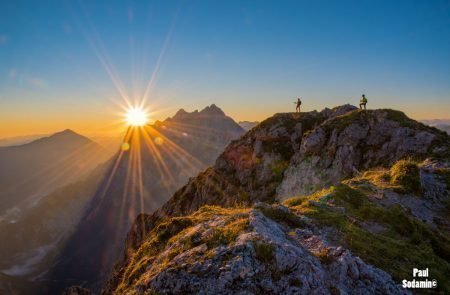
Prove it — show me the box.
[420,158,450,203]
[104,205,405,295]
[277,109,447,198]
[62,286,92,295]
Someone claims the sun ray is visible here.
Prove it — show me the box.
[140,7,180,109]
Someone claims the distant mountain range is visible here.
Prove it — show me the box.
[0,129,109,221]
[0,134,49,147]
[238,121,259,131]
[421,119,450,134]
[0,105,244,294]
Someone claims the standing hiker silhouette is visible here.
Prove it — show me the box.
[295,98,302,113]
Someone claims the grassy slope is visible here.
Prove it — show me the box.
[113,163,450,293]
[111,206,251,293]
[284,170,450,293]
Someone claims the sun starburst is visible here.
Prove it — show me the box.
[125,107,149,126]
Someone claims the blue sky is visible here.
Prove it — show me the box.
[1,0,450,137]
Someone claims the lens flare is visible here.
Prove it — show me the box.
[125,107,149,126]
[121,142,130,151]
[154,137,164,145]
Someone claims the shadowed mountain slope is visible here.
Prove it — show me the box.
[0,129,108,220]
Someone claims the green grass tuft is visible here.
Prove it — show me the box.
[390,159,421,193]
[205,217,249,249]
[259,205,307,228]
[270,160,289,182]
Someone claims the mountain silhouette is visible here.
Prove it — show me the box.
[0,134,49,147]
[0,129,108,221]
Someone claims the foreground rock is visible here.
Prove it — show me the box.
[62,286,92,295]
[103,205,406,294]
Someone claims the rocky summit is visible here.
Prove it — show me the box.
[101,105,450,294]
[277,107,446,198]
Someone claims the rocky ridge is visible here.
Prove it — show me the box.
[104,105,450,294]
[105,204,406,294]
[126,105,447,227]
[278,108,447,198]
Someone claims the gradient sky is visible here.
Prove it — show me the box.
[1,0,450,138]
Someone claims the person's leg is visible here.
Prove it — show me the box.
[364,103,366,110]
[359,103,362,110]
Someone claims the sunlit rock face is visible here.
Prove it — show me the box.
[105,105,449,294]
[44,105,244,293]
[277,108,441,198]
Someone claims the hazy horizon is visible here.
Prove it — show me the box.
[1,103,450,142]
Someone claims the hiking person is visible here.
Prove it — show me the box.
[359,94,367,110]
[295,98,302,112]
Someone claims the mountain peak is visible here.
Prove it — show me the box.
[175,108,188,115]
[167,104,234,124]
[50,129,90,141]
[56,129,77,136]
[25,129,93,148]
[171,109,188,120]
[200,104,225,116]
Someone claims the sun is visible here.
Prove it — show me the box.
[125,107,149,126]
